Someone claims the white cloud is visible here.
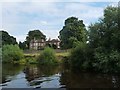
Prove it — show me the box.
[62,3,104,21]
[43,29,59,39]
[2,2,115,42]
[2,2,59,24]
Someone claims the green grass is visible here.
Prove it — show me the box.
[56,52,69,57]
[24,50,70,57]
[23,50,70,64]
[24,53,39,57]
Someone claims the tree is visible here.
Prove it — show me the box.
[26,30,46,49]
[88,6,120,51]
[88,6,120,73]
[68,6,120,73]
[19,41,28,50]
[1,31,17,46]
[52,44,57,49]
[59,17,87,49]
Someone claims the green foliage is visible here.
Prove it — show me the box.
[27,30,46,40]
[67,6,120,73]
[0,31,2,48]
[59,17,87,49]
[2,45,24,63]
[19,59,26,65]
[93,48,120,73]
[52,44,57,49]
[88,6,120,50]
[26,30,46,49]
[69,43,94,70]
[19,41,28,50]
[38,47,57,65]
[87,6,120,73]
[25,57,38,64]
[0,48,2,62]
[1,31,17,46]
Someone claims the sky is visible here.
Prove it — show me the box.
[0,0,119,42]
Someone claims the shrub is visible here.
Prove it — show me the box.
[2,45,24,63]
[69,43,94,71]
[25,57,38,64]
[17,59,26,65]
[38,47,57,65]
[93,47,120,73]
[0,48,2,62]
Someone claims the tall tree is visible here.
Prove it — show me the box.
[19,41,28,50]
[59,17,87,49]
[1,31,17,46]
[88,6,120,51]
[26,30,46,49]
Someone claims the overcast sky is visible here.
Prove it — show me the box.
[0,0,119,42]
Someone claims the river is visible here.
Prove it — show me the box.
[1,64,120,89]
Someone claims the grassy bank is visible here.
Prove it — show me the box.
[24,49,70,57]
[23,49,70,65]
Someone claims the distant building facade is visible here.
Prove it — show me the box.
[29,38,60,50]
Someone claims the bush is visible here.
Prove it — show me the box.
[2,45,24,63]
[69,43,94,71]
[0,48,2,62]
[25,57,38,64]
[38,47,57,65]
[93,47,120,73]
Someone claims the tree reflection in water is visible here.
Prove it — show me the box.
[2,64,24,83]
[24,64,62,88]
[2,63,120,88]
[24,64,62,81]
[60,68,120,88]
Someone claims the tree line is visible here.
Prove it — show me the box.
[59,6,120,73]
[1,6,120,73]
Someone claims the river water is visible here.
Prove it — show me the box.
[1,64,120,89]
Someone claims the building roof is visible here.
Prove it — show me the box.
[30,38,60,43]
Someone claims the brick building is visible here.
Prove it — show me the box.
[29,38,60,50]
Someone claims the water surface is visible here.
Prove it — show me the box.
[1,64,120,89]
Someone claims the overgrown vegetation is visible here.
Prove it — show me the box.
[69,43,94,71]
[67,6,120,73]
[93,48,120,73]
[2,45,24,64]
[0,48,2,62]
[37,47,58,65]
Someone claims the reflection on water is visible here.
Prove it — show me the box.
[60,71,120,88]
[1,63,120,88]
[24,65,62,88]
[24,65,62,82]
[2,64,24,84]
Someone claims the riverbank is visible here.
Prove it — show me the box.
[22,49,70,64]
[24,49,70,56]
